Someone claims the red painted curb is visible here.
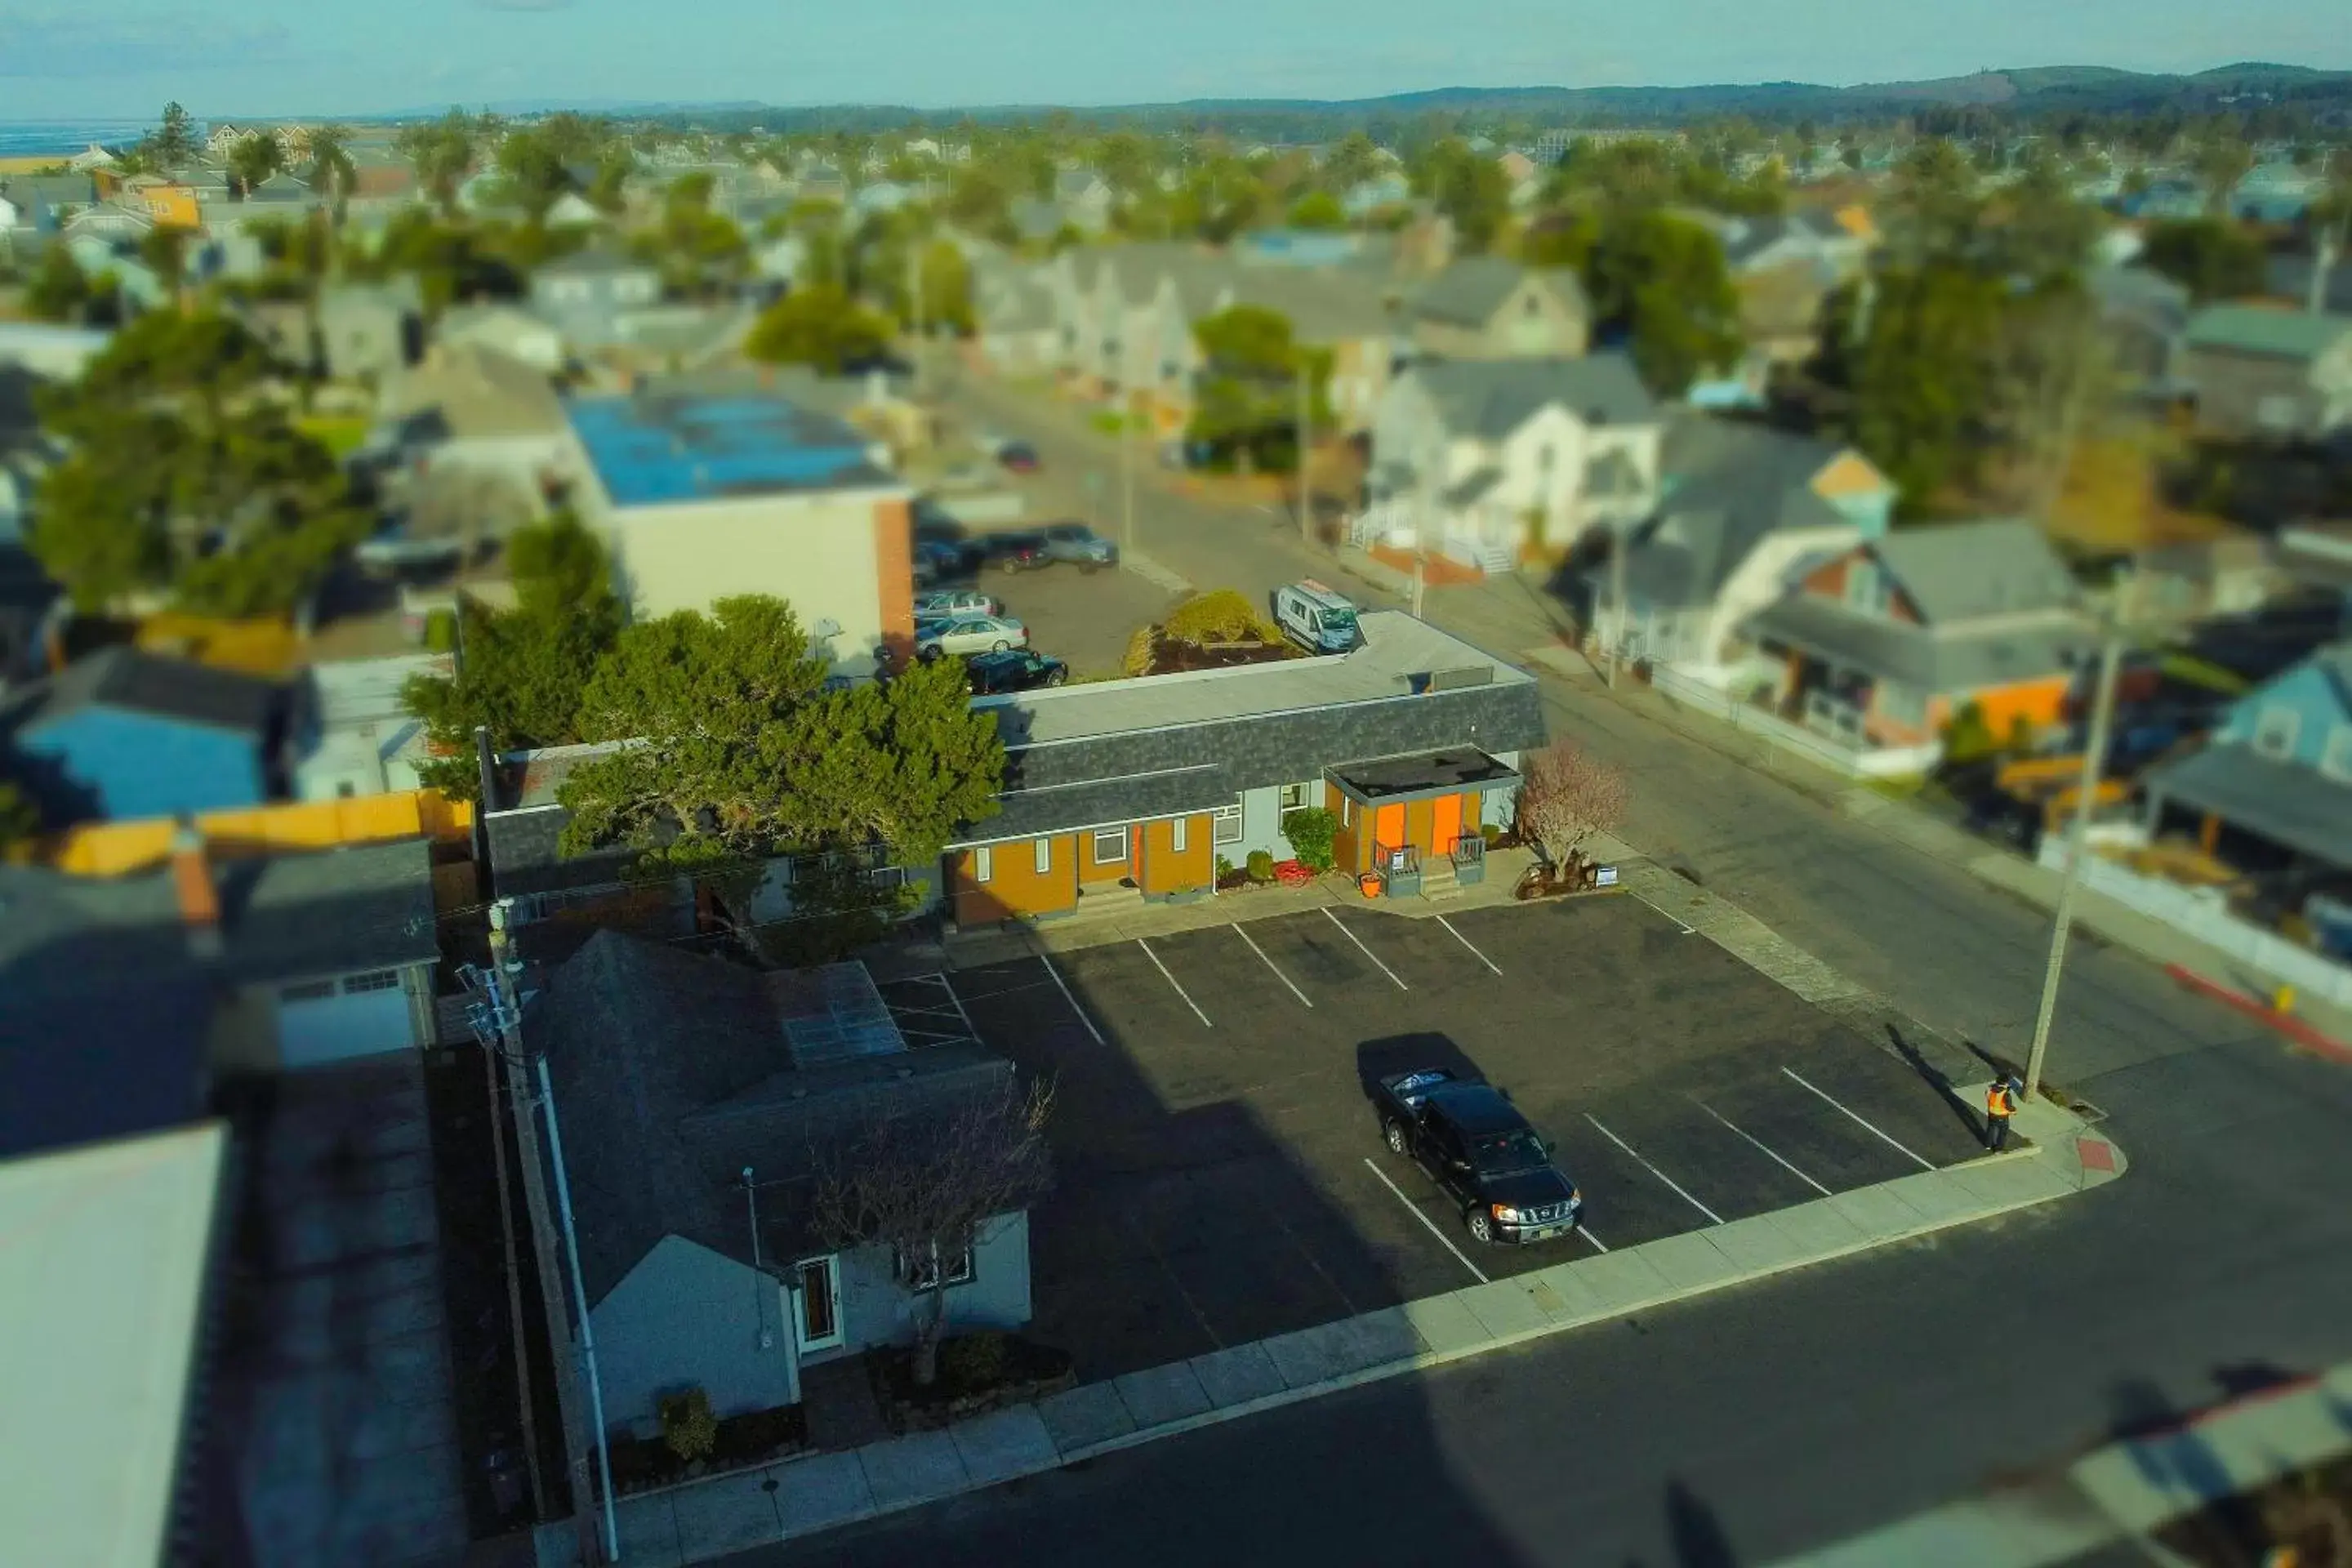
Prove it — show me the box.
[2165,964,2352,1066]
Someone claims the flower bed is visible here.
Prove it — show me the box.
[1273,858,1315,886]
[602,1403,809,1496]
[868,1331,1077,1433]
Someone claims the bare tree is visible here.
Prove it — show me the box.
[808,1071,1055,1386]
[1984,288,2115,524]
[1517,739,1631,875]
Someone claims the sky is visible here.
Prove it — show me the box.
[3,0,2350,122]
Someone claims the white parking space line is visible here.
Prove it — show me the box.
[930,971,982,1044]
[1780,1067,1936,1173]
[1584,1114,1726,1226]
[1434,914,1504,977]
[1361,1158,1489,1285]
[1137,939,1213,1027]
[1035,953,1106,1045]
[1321,907,1409,990]
[1577,1225,1610,1254]
[1690,1097,1831,1197]
[1234,925,1313,1008]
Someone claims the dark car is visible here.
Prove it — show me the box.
[966,648,1069,694]
[983,530,1049,571]
[913,537,984,586]
[1040,522,1118,570]
[998,441,1041,473]
[1373,1068,1582,1245]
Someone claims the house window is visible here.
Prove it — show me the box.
[1876,682,1928,728]
[1092,826,1129,864]
[1843,559,1891,617]
[973,845,993,884]
[280,979,336,1003]
[1034,838,1054,875]
[897,1242,976,1292]
[2251,706,2301,760]
[1279,783,1307,811]
[1212,800,1244,844]
[341,969,402,996]
[1170,817,1189,853]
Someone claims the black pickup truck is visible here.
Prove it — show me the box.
[1374,1068,1583,1245]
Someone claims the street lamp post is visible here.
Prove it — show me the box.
[2022,567,2139,1102]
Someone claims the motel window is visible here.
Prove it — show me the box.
[1092,827,1129,864]
[2323,726,2352,784]
[1171,817,1189,853]
[1280,783,1311,811]
[1034,838,1053,875]
[1212,800,1244,844]
[279,979,336,1003]
[973,846,993,884]
[897,1243,975,1292]
[2251,706,2301,760]
[341,970,402,996]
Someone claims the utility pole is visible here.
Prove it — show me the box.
[2021,568,2136,1102]
[1605,522,1628,688]
[1120,382,1136,555]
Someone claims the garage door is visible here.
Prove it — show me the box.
[277,971,417,1068]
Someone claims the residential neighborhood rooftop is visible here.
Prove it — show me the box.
[5,645,283,737]
[1409,353,1658,440]
[2184,303,2352,360]
[566,390,900,507]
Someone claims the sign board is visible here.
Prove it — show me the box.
[1594,865,1619,888]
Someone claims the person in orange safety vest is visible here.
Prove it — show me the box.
[1985,1075,2020,1151]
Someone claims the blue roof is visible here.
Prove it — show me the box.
[566,391,895,508]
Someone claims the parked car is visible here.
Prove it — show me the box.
[998,441,1041,473]
[982,530,1049,572]
[965,648,1068,694]
[1274,580,1361,654]
[1372,1068,1582,1246]
[1040,522,1118,570]
[915,613,1030,661]
[915,587,1001,619]
[913,535,986,586]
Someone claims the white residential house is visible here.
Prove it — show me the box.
[1364,354,1664,574]
[287,653,453,800]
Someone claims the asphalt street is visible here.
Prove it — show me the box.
[724,377,2352,1567]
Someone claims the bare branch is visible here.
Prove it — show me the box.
[1516,739,1631,868]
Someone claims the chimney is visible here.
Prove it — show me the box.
[171,824,224,957]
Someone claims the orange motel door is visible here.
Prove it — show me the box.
[1430,794,1463,857]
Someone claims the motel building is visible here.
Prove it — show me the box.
[943,610,1548,922]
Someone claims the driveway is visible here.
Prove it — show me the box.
[206,1060,472,1566]
[927,896,1985,1379]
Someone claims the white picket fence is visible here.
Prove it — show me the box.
[1647,663,1945,780]
[2038,840,2352,1008]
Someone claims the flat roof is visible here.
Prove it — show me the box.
[979,611,1533,748]
[1332,746,1520,800]
[566,390,902,508]
[0,1122,227,1568]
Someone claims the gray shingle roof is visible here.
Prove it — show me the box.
[530,931,1012,1301]
[1408,354,1657,442]
[1744,596,2098,694]
[1873,519,2078,623]
[1408,257,1587,327]
[11,646,283,737]
[2142,741,2352,868]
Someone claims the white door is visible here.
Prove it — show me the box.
[791,1255,844,1353]
[276,971,416,1067]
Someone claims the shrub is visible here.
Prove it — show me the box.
[1281,806,1339,871]
[1163,589,1281,648]
[658,1387,718,1463]
[1245,849,1276,883]
[938,1330,1011,1396]
[1214,854,1235,880]
[423,608,458,653]
[1942,702,1998,767]
[1121,626,1157,677]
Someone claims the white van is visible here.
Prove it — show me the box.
[1273,580,1361,654]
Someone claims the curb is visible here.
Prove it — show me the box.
[2165,964,2352,1066]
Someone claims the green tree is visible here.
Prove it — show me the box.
[555,597,1003,870]
[394,109,475,215]
[0,780,39,853]
[1416,139,1511,252]
[150,101,198,167]
[743,284,894,373]
[2140,217,2267,303]
[1984,160,2099,285]
[304,123,356,212]
[1847,264,2008,513]
[492,126,570,220]
[1319,131,1383,194]
[1586,211,1742,397]
[24,245,94,323]
[403,512,625,797]
[1285,189,1348,230]
[229,131,282,198]
[2189,130,2254,215]
[1882,139,1982,263]
[1186,305,1330,470]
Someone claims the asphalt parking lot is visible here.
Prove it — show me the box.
[895,895,1989,1380]
[924,537,1177,679]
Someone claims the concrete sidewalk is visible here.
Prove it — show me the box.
[535,1094,2121,1568]
[1768,1361,2352,1568]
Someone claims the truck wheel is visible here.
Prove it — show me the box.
[1383,1119,1409,1156]
[1465,1209,1495,1245]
